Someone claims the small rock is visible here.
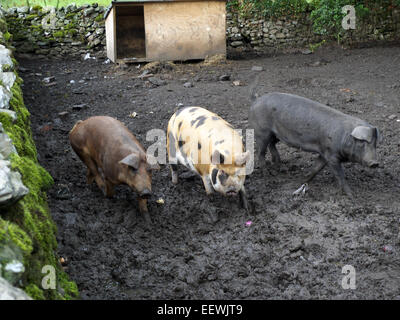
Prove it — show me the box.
[233,80,243,86]
[138,70,153,78]
[388,114,397,120]
[54,184,71,200]
[72,103,88,110]
[219,74,230,81]
[42,76,55,83]
[18,67,29,73]
[148,77,166,86]
[58,111,69,117]
[301,49,313,55]
[72,89,84,94]
[230,41,243,47]
[44,82,57,87]
[311,61,321,67]
[183,82,193,88]
[0,110,17,122]
[0,277,32,300]
[251,66,263,71]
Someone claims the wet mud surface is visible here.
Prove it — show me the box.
[19,45,400,299]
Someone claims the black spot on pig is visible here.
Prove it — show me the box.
[189,107,198,113]
[191,115,207,128]
[219,171,228,185]
[178,140,185,148]
[212,116,219,121]
[220,153,225,164]
[211,168,218,185]
[195,116,206,128]
[215,140,224,145]
[198,142,201,149]
[178,121,183,130]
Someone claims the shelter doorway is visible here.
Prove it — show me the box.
[115,5,146,59]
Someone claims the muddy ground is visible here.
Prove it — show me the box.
[18,44,400,299]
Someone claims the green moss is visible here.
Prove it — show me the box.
[65,13,76,19]
[10,33,26,41]
[0,18,7,33]
[31,25,44,32]
[24,284,45,300]
[53,30,65,38]
[11,58,19,70]
[2,64,12,72]
[0,56,79,299]
[4,32,12,42]
[0,219,33,257]
[57,272,79,300]
[95,15,104,22]
[32,5,43,12]
[26,14,38,21]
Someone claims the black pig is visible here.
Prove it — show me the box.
[249,92,379,197]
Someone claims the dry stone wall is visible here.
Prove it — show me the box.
[226,8,399,53]
[3,3,400,60]
[0,6,78,299]
[4,3,106,59]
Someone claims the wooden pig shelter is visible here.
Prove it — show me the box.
[104,0,227,62]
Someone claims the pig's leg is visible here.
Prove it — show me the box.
[81,154,106,194]
[305,156,326,182]
[86,169,94,184]
[104,179,115,198]
[239,186,249,211]
[138,197,152,225]
[201,175,214,195]
[170,164,178,185]
[268,136,281,165]
[256,132,272,166]
[327,159,353,198]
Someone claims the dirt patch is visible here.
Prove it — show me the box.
[19,44,400,299]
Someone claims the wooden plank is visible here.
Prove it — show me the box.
[105,7,117,62]
[144,1,226,61]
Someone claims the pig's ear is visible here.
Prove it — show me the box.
[119,153,140,169]
[351,126,373,143]
[235,151,250,166]
[146,154,160,170]
[374,127,382,143]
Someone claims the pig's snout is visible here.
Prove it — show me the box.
[226,188,238,197]
[139,188,152,198]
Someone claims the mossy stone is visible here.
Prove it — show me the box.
[0,49,79,299]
